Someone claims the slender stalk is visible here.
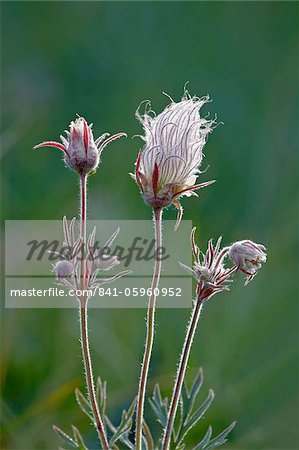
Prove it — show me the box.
[162,293,204,450]
[80,301,109,449]
[78,174,109,450]
[80,173,87,290]
[135,208,163,450]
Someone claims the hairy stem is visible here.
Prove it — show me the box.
[79,174,109,450]
[80,173,87,290]
[162,293,204,450]
[80,302,109,449]
[135,208,163,450]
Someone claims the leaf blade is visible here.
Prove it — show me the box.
[72,425,89,450]
[204,421,236,450]
[53,425,77,448]
[74,388,94,422]
[177,389,215,446]
[192,425,213,449]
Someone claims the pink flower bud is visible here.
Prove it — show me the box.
[65,117,100,173]
[34,117,126,175]
[52,260,74,279]
[228,240,267,276]
[132,91,215,226]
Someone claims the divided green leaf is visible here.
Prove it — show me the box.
[192,426,213,449]
[96,376,107,417]
[204,421,236,449]
[176,389,215,447]
[71,426,89,450]
[148,384,168,428]
[75,388,93,422]
[177,368,204,441]
[108,397,136,448]
[53,425,77,448]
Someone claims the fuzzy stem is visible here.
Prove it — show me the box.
[79,174,109,450]
[80,174,87,290]
[135,208,163,450]
[162,293,204,450]
[79,302,109,449]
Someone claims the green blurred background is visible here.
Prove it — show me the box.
[1,2,298,449]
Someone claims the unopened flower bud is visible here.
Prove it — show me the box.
[228,240,267,276]
[64,117,99,173]
[52,260,74,279]
[34,116,126,175]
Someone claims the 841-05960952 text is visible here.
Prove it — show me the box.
[9,286,183,298]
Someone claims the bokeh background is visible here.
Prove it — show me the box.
[1,2,298,449]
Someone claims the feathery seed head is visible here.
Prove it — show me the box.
[132,91,216,227]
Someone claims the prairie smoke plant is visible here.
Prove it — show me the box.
[162,229,267,450]
[34,116,126,175]
[134,90,216,450]
[32,91,268,450]
[133,91,215,228]
[35,119,129,450]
